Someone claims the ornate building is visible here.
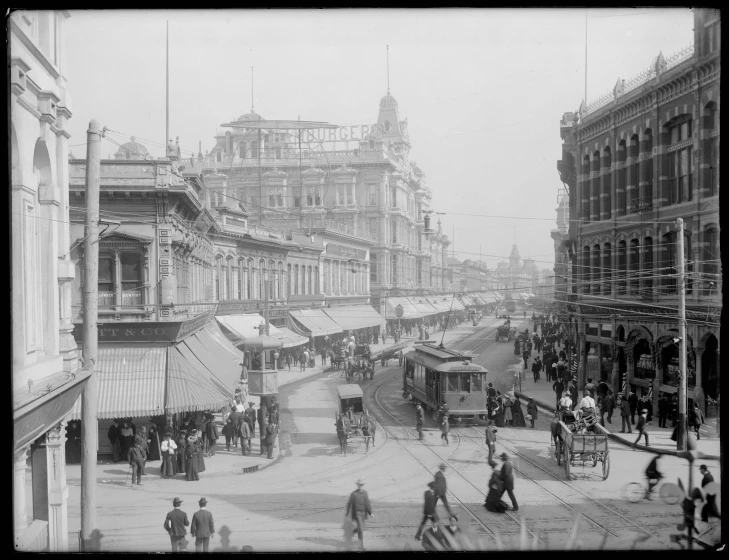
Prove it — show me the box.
[187,91,451,308]
[494,245,539,291]
[557,8,720,413]
[11,10,91,552]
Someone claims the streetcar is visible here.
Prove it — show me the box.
[402,343,489,421]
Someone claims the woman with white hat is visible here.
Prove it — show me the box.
[185,433,200,481]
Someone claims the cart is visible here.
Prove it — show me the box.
[495,325,510,342]
[554,417,610,480]
[508,327,517,341]
[335,384,377,453]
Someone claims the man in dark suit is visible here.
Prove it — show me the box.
[434,463,456,519]
[128,437,146,486]
[628,392,639,425]
[500,453,518,512]
[699,465,721,522]
[657,393,669,428]
[265,420,276,459]
[163,497,189,552]
[191,497,215,553]
[205,415,219,457]
[414,481,439,540]
[257,406,268,456]
[245,402,257,438]
[238,418,251,456]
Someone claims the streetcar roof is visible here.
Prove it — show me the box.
[337,384,364,399]
[405,349,488,374]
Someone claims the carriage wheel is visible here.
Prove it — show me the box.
[556,440,562,465]
[592,453,599,468]
[365,437,370,453]
[563,445,571,479]
[601,451,610,480]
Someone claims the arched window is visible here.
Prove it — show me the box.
[643,130,653,206]
[643,237,653,294]
[629,135,640,212]
[259,259,267,299]
[582,246,590,294]
[667,117,693,204]
[287,263,292,297]
[603,243,612,295]
[602,147,612,219]
[629,239,639,294]
[591,151,600,221]
[617,140,627,216]
[581,155,591,222]
[702,226,719,296]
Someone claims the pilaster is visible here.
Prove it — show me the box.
[45,422,69,552]
[14,447,29,542]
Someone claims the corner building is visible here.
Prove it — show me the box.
[557,8,720,415]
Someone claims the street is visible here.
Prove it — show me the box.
[63,318,716,551]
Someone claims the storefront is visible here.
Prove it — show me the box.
[322,304,385,342]
[68,314,241,459]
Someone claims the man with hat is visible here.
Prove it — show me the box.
[633,408,650,449]
[415,404,424,441]
[414,481,439,541]
[499,452,518,512]
[265,416,277,459]
[238,415,252,456]
[244,401,256,439]
[698,465,721,522]
[345,479,373,551]
[127,434,147,486]
[434,463,457,520]
[191,497,215,553]
[619,394,633,434]
[484,420,498,467]
[164,497,189,552]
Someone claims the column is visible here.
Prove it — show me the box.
[657,126,670,207]
[113,251,121,308]
[590,154,600,221]
[14,447,29,543]
[46,422,69,552]
[600,150,611,220]
[616,142,627,217]
[626,140,638,212]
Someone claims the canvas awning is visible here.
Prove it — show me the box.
[425,296,452,313]
[275,327,309,349]
[408,297,439,317]
[178,328,241,394]
[479,292,497,303]
[216,314,284,350]
[68,346,167,420]
[290,308,343,337]
[166,347,233,414]
[323,305,385,331]
[382,296,427,320]
[446,296,466,311]
[459,294,477,307]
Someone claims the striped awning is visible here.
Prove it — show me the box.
[407,297,439,317]
[275,327,309,349]
[382,296,427,320]
[68,346,167,420]
[290,309,343,337]
[166,347,232,414]
[323,305,385,331]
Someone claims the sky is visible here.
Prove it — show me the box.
[63,8,695,271]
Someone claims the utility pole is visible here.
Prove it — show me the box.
[166,21,169,150]
[258,127,262,225]
[264,276,270,336]
[81,119,102,550]
[676,218,688,451]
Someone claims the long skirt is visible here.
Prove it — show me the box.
[177,446,187,473]
[196,445,206,473]
[148,432,161,461]
[504,406,513,423]
[161,451,177,477]
[512,403,527,427]
[186,456,199,481]
[484,488,509,513]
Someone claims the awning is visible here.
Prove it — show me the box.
[492,291,505,301]
[203,321,245,363]
[479,292,497,303]
[166,347,232,414]
[459,294,477,307]
[471,293,489,306]
[446,296,466,311]
[407,297,439,317]
[323,305,385,331]
[216,314,285,349]
[290,308,343,337]
[382,296,427,320]
[425,296,452,313]
[275,327,309,349]
[68,346,167,420]
[179,329,240,394]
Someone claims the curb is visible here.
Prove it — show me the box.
[514,390,720,461]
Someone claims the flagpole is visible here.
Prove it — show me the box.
[166,21,169,149]
[584,11,588,106]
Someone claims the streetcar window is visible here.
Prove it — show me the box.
[460,373,471,393]
[471,373,483,393]
[447,373,459,392]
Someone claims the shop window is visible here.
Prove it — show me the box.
[99,255,114,306]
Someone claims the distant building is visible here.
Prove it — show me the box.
[494,245,538,291]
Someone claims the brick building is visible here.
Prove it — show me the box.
[557,8,720,413]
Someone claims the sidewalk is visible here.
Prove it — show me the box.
[511,324,720,460]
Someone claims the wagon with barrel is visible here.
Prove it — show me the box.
[551,409,610,480]
[335,384,377,453]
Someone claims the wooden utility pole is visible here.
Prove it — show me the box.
[81,119,102,549]
[676,218,688,450]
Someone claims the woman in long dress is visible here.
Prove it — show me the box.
[160,433,177,478]
[176,431,187,474]
[511,396,527,427]
[119,422,134,460]
[192,430,206,473]
[494,392,505,428]
[503,397,513,427]
[484,468,509,513]
[147,423,161,461]
[185,435,200,481]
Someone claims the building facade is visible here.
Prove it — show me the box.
[557,8,720,413]
[11,10,92,552]
[188,91,451,309]
[494,245,539,291]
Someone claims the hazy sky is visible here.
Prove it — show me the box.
[64,8,694,270]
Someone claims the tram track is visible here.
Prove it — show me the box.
[369,369,544,546]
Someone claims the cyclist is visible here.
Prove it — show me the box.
[644,454,663,499]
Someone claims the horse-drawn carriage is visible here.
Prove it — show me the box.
[335,384,377,454]
[495,325,511,342]
[550,409,610,480]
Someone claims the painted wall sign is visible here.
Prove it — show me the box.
[326,244,367,260]
[71,310,215,343]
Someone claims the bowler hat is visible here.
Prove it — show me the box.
[500,452,509,460]
[439,463,446,470]
[699,464,708,471]
[641,409,648,413]
[173,497,183,506]
[199,497,207,506]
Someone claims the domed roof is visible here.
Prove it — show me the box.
[236,110,263,122]
[379,93,398,110]
[117,137,149,159]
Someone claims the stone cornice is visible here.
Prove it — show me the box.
[10,17,61,80]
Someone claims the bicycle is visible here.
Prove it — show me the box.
[622,476,683,504]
